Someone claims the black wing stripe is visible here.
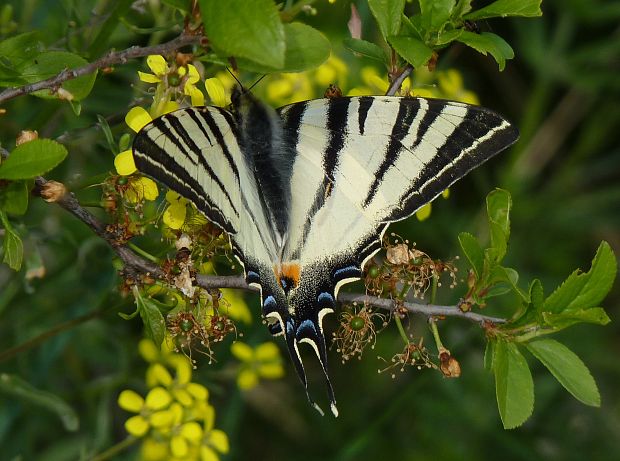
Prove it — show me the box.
[146,118,240,219]
[133,135,236,234]
[290,99,351,260]
[151,117,196,165]
[186,109,214,147]
[357,96,374,135]
[363,98,419,207]
[392,111,514,220]
[196,107,241,183]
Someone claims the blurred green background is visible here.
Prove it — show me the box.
[0,0,618,460]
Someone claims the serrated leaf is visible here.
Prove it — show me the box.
[419,0,456,33]
[234,23,330,73]
[434,28,463,46]
[388,35,434,68]
[369,0,405,39]
[526,339,600,407]
[0,373,79,431]
[486,188,511,261]
[488,266,526,300]
[457,31,514,70]
[343,38,388,63]
[0,139,68,180]
[402,14,423,40]
[494,340,534,429]
[508,279,543,327]
[21,51,97,100]
[451,0,473,19]
[200,0,285,69]
[464,0,542,21]
[0,31,42,85]
[487,188,511,235]
[459,232,484,277]
[542,308,611,330]
[1,211,23,271]
[0,180,29,215]
[544,241,616,314]
[134,287,165,347]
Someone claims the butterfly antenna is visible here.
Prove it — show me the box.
[247,74,267,93]
[226,68,245,91]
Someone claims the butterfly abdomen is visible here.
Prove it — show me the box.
[233,90,294,238]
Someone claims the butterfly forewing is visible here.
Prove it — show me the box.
[132,106,278,267]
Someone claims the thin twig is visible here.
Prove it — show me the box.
[0,33,202,105]
[32,177,505,326]
[386,64,413,96]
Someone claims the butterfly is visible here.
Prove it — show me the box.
[132,90,518,416]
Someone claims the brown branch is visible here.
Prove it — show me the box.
[386,64,413,96]
[0,33,202,105]
[33,177,505,326]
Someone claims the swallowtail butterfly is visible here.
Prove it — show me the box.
[132,90,518,416]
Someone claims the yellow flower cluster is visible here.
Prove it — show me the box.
[231,341,284,390]
[118,339,229,461]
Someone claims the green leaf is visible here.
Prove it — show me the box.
[21,51,97,100]
[458,232,484,277]
[1,211,23,271]
[134,287,165,347]
[369,0,405,39]
[544,241,616,314]
[434,28,463,46]
[419,0,456,33]
[0,31,42,85]
[510,278,544,327]
[485,188,511,261]
[488,266,526,300]
[235,23,330,73]
[200,0,285,69]
[483,339,495,372]
[387,35,434,68]
[526,339,600,407]
[493,341,534,429]
[456,31,514,71]
[451,0,473,19]
[97,115,117,155]
[542,308,611,330]
[343,38,388,63]
[0,139,68,180]
[0,180,28,215]
[464,0,542,21]
[0,373,79,431]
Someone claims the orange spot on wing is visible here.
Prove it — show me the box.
[274,262,301,287]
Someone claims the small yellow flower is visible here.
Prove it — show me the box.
[347,66,388,96]
[118,387,174,437]
[265,73,313,106]
[200,406,229,461]
[138,55,169,83]
[415,203,432,222]
[162,403,204,458]
[147,357,210,407]
[163,190,189,229]
[205,78,230,107]
[179,64,205,106]
[231,341,284,390]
